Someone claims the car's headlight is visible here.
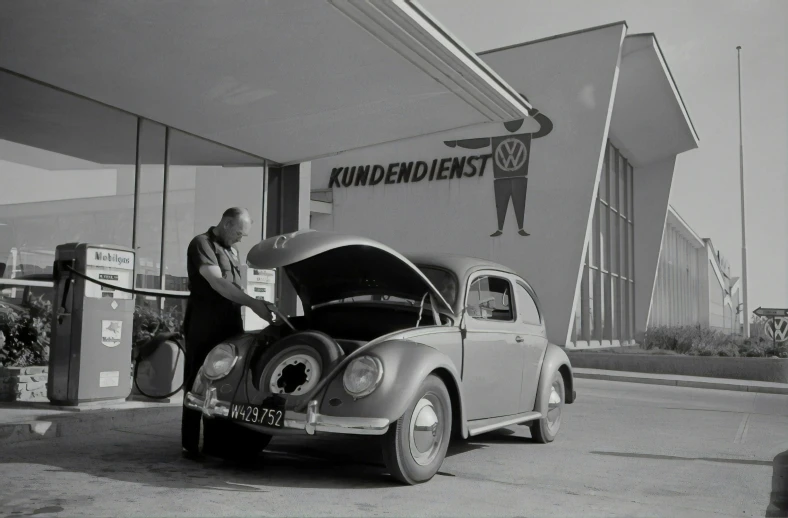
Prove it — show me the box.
[342,355,383,399]
[203,343,238,380]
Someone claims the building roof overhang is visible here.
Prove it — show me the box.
[608,33,700,167]
[666,205,705,248]
[0,0,531,166]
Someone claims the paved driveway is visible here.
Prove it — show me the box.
[0,378,786,517]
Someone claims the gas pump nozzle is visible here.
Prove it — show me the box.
[53,258,76,324]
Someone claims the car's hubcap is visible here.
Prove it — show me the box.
[409,396,442,466]
[546,379,563,431]
[268,353,321,395]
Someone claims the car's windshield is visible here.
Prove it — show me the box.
[417,266,458,307]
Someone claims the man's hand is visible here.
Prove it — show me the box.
[250,299,280,325]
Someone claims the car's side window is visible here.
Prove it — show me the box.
[466,275,514,322]
[516,282,541,325]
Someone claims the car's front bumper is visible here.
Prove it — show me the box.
[184,389,390,436]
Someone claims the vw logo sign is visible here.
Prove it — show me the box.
[766,317,788,344]
[494,138,528,172]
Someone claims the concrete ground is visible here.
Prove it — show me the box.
[0,378,786,518]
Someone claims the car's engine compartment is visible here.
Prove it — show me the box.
[254,301,450,351]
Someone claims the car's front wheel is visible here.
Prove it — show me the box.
[381,374,452,485]
[530,370,565,443]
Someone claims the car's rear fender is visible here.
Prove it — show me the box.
[534,343,576,415]
[318,340,469,437]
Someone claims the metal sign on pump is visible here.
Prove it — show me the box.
[47,243,136,406]
[241,264,276,331]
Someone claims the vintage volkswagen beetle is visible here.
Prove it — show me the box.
[184,230,576,484]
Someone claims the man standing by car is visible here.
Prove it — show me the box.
[181,207,277,455]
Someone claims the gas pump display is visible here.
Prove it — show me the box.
[242,266,276,331]
[48,243,136,406]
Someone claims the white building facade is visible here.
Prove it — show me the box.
[648,206,743,335]
[310,22,700,348]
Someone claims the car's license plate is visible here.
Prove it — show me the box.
[229,398,285,428]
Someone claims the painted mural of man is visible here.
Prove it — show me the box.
[444,95,553,237]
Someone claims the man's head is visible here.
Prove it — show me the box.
[216,207,252,247]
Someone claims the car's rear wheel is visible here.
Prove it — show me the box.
[530,370,565,443]
[382,374,452,485]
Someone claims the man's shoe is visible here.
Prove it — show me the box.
[518,229,530,236]
[490,230,503,237]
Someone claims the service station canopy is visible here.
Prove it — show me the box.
[0,0,532,166]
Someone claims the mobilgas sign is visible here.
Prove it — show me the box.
[86,248,134,270]
[328,154,493,189]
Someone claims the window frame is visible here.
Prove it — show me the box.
[464,272,517,324]
[515,280,542,327]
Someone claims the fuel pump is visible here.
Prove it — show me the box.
[241,265,277,331]
[48,243,136,406]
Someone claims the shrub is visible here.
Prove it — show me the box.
[132,303,183,348]
[0,296,185,368]
[0,296,52,367]
[640,324,786,358]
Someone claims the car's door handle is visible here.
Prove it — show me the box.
[515,336,524,343]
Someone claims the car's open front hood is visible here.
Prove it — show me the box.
[246,230,453,315]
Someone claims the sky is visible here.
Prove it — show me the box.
[421,0,788,313]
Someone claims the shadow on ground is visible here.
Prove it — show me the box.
[0,421,537,493]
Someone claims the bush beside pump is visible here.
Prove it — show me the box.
[48,243,135,406]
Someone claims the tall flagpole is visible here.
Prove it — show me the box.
[737,46,750,338]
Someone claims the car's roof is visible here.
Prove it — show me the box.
[406,252,519,280]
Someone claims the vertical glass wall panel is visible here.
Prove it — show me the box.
[610,148,619,212]
[164,130,265,294]
[611,211,619,276]
[581,264,590,341]
[600,145,609,203]
[600,202,608,274]
[135,120,166,290]
[0,69,138,281]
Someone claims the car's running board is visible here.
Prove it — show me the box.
[467,411,542,437]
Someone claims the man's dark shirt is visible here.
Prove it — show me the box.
[184,227,244,346]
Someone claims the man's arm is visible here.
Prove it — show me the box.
[529,109,553,139]
[188,236,275,323]
[199,265,259,307]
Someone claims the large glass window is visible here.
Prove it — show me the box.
[0,69,138,279]
[0,69,268,360]
[573,140,635,345]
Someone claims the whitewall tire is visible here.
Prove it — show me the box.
[382,374,452,485]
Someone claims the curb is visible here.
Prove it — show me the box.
[574,370,788,395]
[0,404,182,446]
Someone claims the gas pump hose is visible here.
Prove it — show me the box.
[60,265,285,400]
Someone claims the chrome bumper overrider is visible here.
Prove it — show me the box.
[184,390,390,436]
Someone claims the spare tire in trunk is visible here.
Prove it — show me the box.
[253,331,344,406]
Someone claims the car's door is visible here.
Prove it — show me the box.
[461,272,525,420]
[514,280,550,412]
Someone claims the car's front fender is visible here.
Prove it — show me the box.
[318,339,468,436]
[189,332,258,396]
[534,343,576,415]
